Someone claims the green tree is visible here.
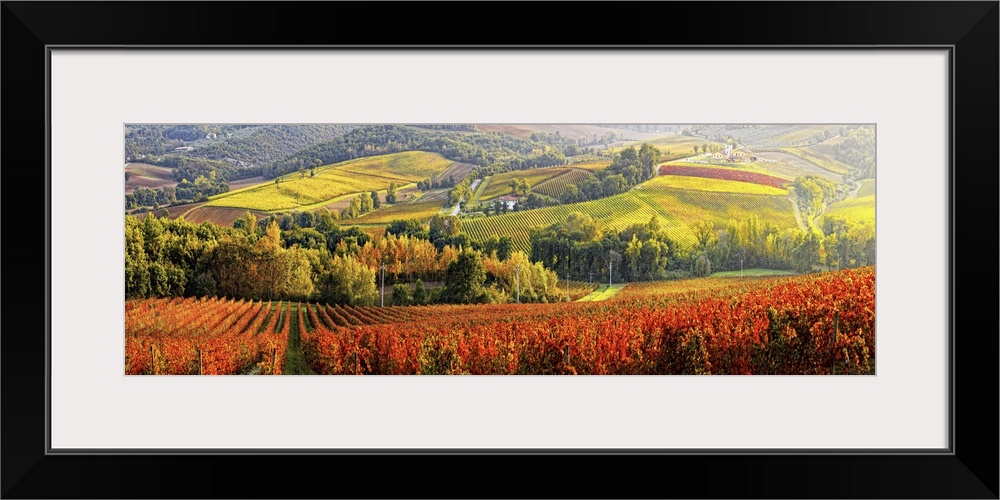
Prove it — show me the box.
[317,255,377,305]
[359,192,374,213]
[412,279,428,305]
[442,251,487,304]
[429,214,462,240]
[233,210,258,239]
[386,181,398,204]
[371,190,381,209]
[391,283,411,306]
[560,183,579,204]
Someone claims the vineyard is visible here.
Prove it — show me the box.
[295,268,875,375]
[824,194,875,225]
[125,298,292,375]
[643,174,789,196]
[658,165,790,188]
[463,186,799,254]
[203,151,452,211]
[478,167,583,200]
[351,198,445,224]
[334,151,455,182]
[778,147,851,175]
[532,168,595,198]
[632,187,799,237]
[632,135,727,160]
[463,191,682,253]
[126,268,875,375]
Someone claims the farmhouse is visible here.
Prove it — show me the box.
[713,144,758,162]
[498,195,520,210]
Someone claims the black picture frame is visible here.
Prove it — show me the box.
[2,2,996,498]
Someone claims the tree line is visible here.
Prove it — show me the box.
[126,212,560,307]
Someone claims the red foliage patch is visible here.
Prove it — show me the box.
[659,165,789,188]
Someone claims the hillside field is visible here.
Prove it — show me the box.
[204,151,453,212]
[463,186,798,254]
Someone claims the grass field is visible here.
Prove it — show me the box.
[779,146,851,175]
[824,194,875,225]
[576,284,625,302]
[204,151,452,212]
[351,198,446,224]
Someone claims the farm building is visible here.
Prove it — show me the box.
[713,144,758,162]
[498,195,520,210]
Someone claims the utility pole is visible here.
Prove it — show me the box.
[588,271,593,285]
[515,264,520,304]
[380,264,386,307]
[609,258,613,288]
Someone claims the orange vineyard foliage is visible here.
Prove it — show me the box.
[126,267,874,375]
[125,298,289,375]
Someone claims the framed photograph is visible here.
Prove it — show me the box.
[3,2,996,498]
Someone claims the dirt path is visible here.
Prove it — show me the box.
[283,303,315,375]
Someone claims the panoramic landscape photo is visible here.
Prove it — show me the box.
[124,124,876,375]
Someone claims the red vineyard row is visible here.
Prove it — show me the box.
[658,164,789,188]
[299,268,875,375]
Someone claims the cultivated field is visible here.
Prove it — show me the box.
[478,167,589,200]
[181,206,266,227]
[125,163,176,193]
[824,194,875,225]
[628,135,727,160]
[204,151,452,212]
[351,198,446,224]
[749,151,844,181]
[644,175,789,196]
[532,168,595,198]
[656,165,790,189]
[463,185,798,253]
[778,146,851,175]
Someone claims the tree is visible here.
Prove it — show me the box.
[391,283,411,306]
[442,251,487,304]
[386,181,398,204]
[428,214,462,241]
[371,190,381,209]
[233,211,258,238]
[694,252,712,277]
[412,279,428,305]
[359,192,374,213]
[693,221,715,250]
[346,197,361,218]
[317,255,377,305]
[560,184,579,204]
